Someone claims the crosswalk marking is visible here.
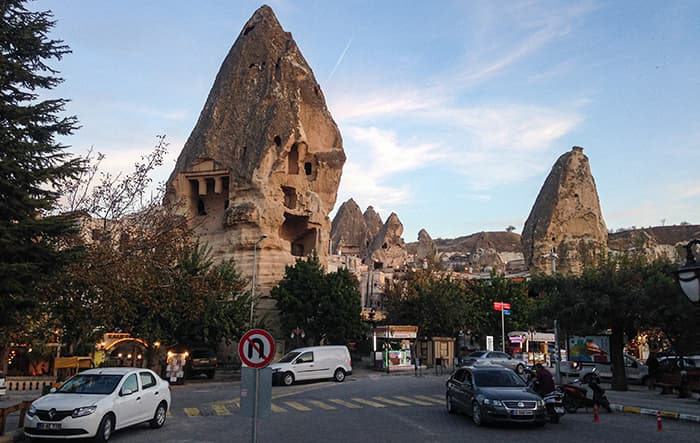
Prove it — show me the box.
[271,403,288,413]
[211,404,231,416]
[394,396,434,406]
[414,395,445,405]
[308,400,337,410]
[329,399,362,409]
[372,396,410,406]
[284,401,312,411]
[351,398,387,408]
[184,407,200,417]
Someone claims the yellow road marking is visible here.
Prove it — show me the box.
[308,400,337,410]
[395,396,433,406]
[184,408,200,417]
[414,395,445,405]
[351,398,387,408]
[623,406,641,414]
[372,396,410,406]
[329,399,362,409]
[271,403,287,413]
[211,404,231,416]
[284,401,312,411]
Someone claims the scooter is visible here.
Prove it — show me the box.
[525,367,565,423]
[561,368,612,413]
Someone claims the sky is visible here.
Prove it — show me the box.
[33,0,700,241]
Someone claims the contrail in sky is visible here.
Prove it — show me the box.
[328,36,353,82]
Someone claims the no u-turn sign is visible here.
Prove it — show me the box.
[238,329,275,368]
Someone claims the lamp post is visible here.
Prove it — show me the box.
[249,234,267,328]
[676,239,700,303]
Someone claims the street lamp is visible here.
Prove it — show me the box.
[249,234,267,328]
[676,239,700,303]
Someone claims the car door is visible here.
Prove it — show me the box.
[138,371,161,420]
[293,351,316,381]
[112,373,142,427]
[447,369,468,410]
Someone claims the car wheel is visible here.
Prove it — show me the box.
[472,402,483,426]
[515,364,524,374]
[282,372,294,386]
[150,401,167,429]
[446,393,457,414]
[94,413,114,443]
[334,368,346,382]
[563,397,578,413]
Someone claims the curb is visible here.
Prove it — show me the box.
[611,403,700,423]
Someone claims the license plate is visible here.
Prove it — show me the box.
[512,410,533,416]
[37,423,62,430]
[554,407,565,414]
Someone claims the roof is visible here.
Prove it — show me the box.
[81,367,142,376]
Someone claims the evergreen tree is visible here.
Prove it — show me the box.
[0,1,82,369]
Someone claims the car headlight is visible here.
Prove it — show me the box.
[272,368,280,373]
[72,406,97,418]
[27,405,37,417]
[482,398,503,407]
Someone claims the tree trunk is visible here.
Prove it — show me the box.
[610,327,628,391]
[1,344,9,374]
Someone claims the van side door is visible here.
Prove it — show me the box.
[293,351,316,381]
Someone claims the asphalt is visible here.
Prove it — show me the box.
[1,366,698,442]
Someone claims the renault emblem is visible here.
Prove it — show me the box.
[48,408,56,419]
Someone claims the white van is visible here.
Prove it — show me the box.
[567,353,649,385]
[270,346,352,386]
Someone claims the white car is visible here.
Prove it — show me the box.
[24,367,170,442]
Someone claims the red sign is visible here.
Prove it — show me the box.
[238,329,275,369]
[493,302,511,311]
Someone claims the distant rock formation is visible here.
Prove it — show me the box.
[369,212,408,269]
[364,206,384,242]
[608,225,700,261]
[521,147,607,275]
[330,198,370,256]
[415,228,437,263]
[164,5,345,323]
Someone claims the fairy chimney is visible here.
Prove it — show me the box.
[521,147,607,275]
[165,5,345,323]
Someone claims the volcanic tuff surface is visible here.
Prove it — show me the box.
[164,5,345,323]
[521,147,607,275]
[368,212,408,268]
[330,198,371,257]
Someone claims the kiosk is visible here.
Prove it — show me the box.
[372,325,419,372]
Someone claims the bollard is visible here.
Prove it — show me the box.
[657,411,663,431]
[593,403,599,422]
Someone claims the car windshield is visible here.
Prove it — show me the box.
[56,374,123,394]
[278,351,300,363]
[469,351,487,358]
[474,370,525,388]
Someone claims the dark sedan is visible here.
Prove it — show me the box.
[446,366,546,426]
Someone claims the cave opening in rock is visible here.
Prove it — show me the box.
[282,186,297,209]
[288,143,299,174]
[281,213,317,257]
[304,162,312,176]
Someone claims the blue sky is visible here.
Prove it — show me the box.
[35,0,700,240]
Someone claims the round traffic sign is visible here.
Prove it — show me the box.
[238,329,275,368]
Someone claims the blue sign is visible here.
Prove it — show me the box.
[503,309,511,316]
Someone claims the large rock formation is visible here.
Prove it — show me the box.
[521,147,607,275]
[415,228,437,262]
[330,198,370,257]
[165,5,345,325]
[608,225,700,261]
[368,213,408,269]
[363,206,384,242]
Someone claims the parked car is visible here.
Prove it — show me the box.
[187,348,218,379]
[461,351,526,374]
[658,355,700,371]
[446,365,546,426]
[576,353,649,385]
[24,367,170,442]
[270,346,352,386]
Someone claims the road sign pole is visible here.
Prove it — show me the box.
[501,304,505,352]
[251,367,259,443]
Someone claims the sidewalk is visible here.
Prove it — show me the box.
[602,382,700,423]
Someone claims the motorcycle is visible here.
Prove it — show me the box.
[525,367,565,423]
[561,368,612,413]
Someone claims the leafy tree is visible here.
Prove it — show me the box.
[0,0,83,372]
[271,255,364,345]
[530,253,688,391]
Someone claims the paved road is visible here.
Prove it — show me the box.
[90,374,698,443]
